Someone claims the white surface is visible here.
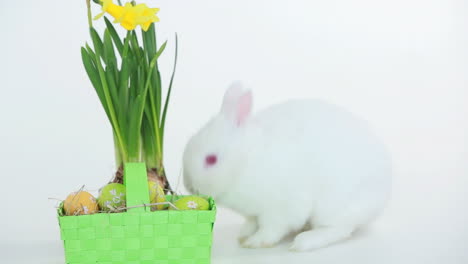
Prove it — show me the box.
[3,206,468,264]
[1,0,467,263]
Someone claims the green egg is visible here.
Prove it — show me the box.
[172,196,210,210]
[98,183,126,211]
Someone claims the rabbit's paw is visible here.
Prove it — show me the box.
[241,231,279,248]
[289,227,354,252]
[238,218,258,243]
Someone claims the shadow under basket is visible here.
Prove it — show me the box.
[57,163,217,264]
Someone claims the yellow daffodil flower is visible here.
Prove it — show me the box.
[94,0,160,31]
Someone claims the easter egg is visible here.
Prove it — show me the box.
[172,196,210,210]
[148,181,167,210]
[98,183,126,211]
[63,191,99,216]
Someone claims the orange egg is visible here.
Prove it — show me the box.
[63,191,99,216]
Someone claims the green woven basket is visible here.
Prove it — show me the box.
[57,163,217,264]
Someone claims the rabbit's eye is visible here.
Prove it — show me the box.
[205,154,218,167]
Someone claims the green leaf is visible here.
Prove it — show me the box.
[81,47,110,119]
[90,28,104,59]
[134,66,143,98]
[142,24,156,63]
[129,31,144,65]
[127,68,137,112]
[103,29,118,77]
[152,42,167,119]
[155,41,167,59]
[103,29,119,78]
[122,33,131,58]
[90,27,128,162]
[127,96,144,161]
[142,27,164,120]
[141,118,158,168]
[104,17,123,55]
[142,39,167,157]
[105,66,121,128]
[129,52,161,161]
[119,56,130,123]
[161,34,179,141]
[85,43,96,60]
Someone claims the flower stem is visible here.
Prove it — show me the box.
[117,0,122,5]
[86,0,93,28]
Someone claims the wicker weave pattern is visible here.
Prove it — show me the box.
[58,200,216,264]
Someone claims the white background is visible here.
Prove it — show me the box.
[1,0,467,263]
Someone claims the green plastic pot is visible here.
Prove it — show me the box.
[57,163,217,264]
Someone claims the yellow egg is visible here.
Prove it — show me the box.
[63,191,99,216]
[148,181,167,210]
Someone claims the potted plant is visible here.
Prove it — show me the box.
[56,1,217,263]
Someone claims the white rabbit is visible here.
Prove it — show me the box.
[183,82,392,251]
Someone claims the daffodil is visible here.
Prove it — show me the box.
[82,0,177,194]
[94,0,160,31]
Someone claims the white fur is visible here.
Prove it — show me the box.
[183,82,392,251]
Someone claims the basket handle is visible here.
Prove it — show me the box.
[124,162,151,213]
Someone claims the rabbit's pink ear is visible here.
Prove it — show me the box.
[222,81,244,111]
[221,82,253,126]
[235,91,252,126]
